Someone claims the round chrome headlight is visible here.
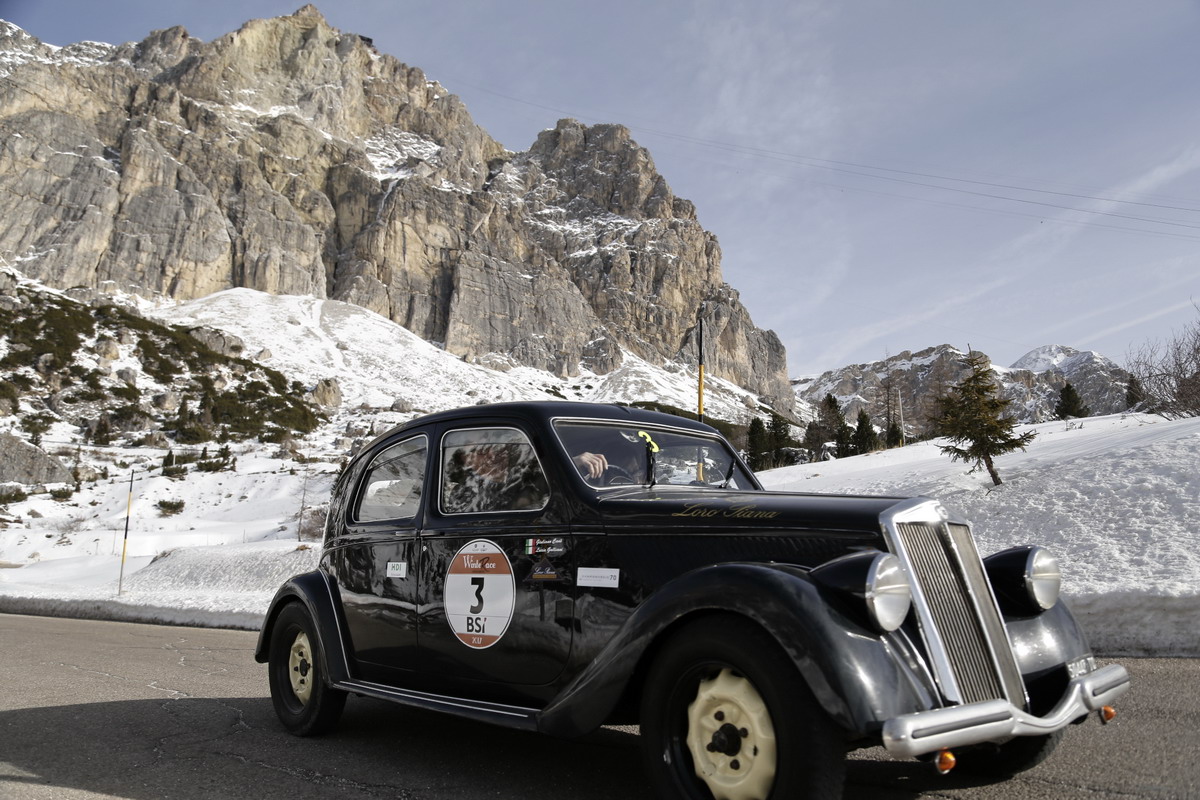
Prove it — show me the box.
[1025,546,1061,610]
[866,553,912,632]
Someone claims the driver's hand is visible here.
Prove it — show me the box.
[576,451,608,479]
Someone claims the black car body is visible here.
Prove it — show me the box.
[257,401,1129,798]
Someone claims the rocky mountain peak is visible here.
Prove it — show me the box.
[0,10,794,410]
[796,343,1131,435]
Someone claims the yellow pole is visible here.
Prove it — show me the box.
[117,470,133,595]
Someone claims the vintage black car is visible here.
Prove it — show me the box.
[257,401,1129,799]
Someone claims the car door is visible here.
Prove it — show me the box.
[417,424,575,689]
[330,432,428,683]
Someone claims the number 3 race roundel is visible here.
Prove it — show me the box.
[445,539,516,649]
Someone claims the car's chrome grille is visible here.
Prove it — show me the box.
[888,513,1026,708]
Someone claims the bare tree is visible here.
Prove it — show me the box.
[1126,303,1200,420]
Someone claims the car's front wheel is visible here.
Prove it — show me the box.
[268,602,347,736]
[639,615,845,800]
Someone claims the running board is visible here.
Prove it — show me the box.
[334,678,540,731]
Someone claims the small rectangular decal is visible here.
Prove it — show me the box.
[577,567,620,588]
[524,536,567,556]
[386,561,408,579]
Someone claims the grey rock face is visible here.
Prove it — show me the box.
[0,433,73,485]
[0,10,791,410]
[797,344,1132,435]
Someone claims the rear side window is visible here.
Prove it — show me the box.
[440,428,550,514]
[353,435,428,523]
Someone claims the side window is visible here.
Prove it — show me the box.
[440,428,550,514]
[353,435,428,523]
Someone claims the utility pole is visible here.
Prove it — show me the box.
[117,470,134,595]
[297,462,310,541]
[697,302,706,426]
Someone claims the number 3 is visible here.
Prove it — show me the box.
[470,577,485,614]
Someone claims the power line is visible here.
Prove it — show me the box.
[439,72,1200,231]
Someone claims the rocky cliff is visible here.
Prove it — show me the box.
[795,344,1132,434]
[0,8,791,408]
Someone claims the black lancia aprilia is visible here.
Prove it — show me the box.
[256,401,1129,799]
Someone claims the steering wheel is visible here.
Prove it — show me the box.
[603,465,636,486]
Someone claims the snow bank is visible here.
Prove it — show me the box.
[2,411,1196,656]
[761,413,1200,656]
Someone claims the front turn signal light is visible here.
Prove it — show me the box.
[1100,706,1117,724]
[935,749,956,775]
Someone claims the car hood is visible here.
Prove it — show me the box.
[594,487,909,535]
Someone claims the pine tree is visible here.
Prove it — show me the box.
[746,417,769,470]
[885,420,904,449]
[852,409,877,455]
[768,413,792,466]
[932,351,1036,486]
[834,420,854,458]
[1125,376,1145,410]
[1054,382,1091,419]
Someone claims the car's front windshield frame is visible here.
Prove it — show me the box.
[551,417,759,491]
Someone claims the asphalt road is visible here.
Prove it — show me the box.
[0,612,1195,799]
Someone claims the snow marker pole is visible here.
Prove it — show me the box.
[117,469,133,596]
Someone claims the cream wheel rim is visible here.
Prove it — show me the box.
[685,667,777,800]
[288,631,315,705]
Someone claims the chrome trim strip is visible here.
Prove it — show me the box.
[943,522,1027,707]
[334,677,539,724]
[882,664,1131,758]
[879,498,963,703]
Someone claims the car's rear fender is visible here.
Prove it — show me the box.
[254,570,352,685]
[537,561,938,739]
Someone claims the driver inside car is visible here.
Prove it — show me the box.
[569,433,645,485]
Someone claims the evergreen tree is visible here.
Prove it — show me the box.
[808,394,851,457]
[932,351,1036,486]
[834,420,854,458]
[801,420,824,461]
[1125,376,1145,410]
[746,417,769,470]
[768,413,792,466]
[885,420,904,449]
[852,409,877,455]
[1054,382,1091,419]
[92,415,112,446]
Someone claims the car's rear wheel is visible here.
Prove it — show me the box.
[639,615,845,800]
[268,602,346,736]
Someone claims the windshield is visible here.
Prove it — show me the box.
[553,419,758,490]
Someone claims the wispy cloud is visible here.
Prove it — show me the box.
[1079,298,1197,347]
[803,273,1016,369]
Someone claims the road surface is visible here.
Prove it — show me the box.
[0,613,1194,799]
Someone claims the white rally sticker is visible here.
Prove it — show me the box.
[578,567,620,588]
[445,539,515,649]
[386,561,407,579]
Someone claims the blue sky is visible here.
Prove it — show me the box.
[3,0,1199,377]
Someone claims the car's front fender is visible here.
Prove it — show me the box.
[254,569,352,685]
[537,561,939,739]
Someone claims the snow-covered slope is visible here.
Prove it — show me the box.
[2,411,1196,656]
[761,413,1200,655]
[151,288,765,425]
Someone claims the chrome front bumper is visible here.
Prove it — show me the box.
[881,663,1131,758]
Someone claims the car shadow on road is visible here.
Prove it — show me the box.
[0,692,1032,800]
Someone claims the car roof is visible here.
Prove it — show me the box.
[350,401,719,462]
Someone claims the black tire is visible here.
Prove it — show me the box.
[267,602,347,736]
[639,615,845,800]
[957,729,1063,778]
